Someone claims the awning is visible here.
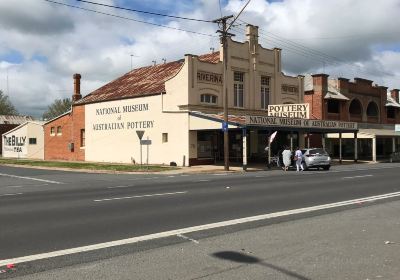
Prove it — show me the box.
[327,128,400,139]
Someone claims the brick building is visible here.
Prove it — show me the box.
[44,74,85,161]
[304,74,400,161]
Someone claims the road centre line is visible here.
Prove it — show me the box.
[0,193,23,197]
[3,190,400,266]
[0,173,63,184]
[107,186,130,189]
[343,175,373,179]
[93,191,187,202]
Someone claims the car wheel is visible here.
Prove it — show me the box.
[301,162,308,171]
[323,165,330,170]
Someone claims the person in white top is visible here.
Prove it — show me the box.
[282,146,292,171]
[295,147,304,172]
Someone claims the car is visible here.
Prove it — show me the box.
[300,148,331,170]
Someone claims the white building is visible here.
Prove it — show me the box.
[2,121,44,159]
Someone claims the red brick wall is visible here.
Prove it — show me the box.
[44,105,85,161]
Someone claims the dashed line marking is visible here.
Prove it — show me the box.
[94,191,187,202]
[0,173,63,184]
[107,186,130,189]
[0,193,23,197]
[177,234,199,244]
[343,175,373,179]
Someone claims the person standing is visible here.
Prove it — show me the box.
[295,147,304,172]
[282,146,292,171]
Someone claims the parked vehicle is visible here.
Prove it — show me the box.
[300,148,331,170]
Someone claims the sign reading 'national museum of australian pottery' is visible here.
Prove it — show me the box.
[246,116,358,131]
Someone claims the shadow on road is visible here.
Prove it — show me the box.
[212,251,311,280]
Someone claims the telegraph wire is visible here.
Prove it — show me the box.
[44,0,217,38]
[75,0,212,22]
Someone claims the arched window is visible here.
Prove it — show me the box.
[366,102,379,117]
[200,94,217,105]
[349,99,362,115]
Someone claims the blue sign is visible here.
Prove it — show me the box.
[222,122,228,132]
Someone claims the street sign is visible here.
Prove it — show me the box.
[140,139,152,145]
[222,122,228,132]
[395,124,400,132]
[136,130,145,140]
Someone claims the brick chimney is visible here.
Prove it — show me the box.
[390,89,399,102]
[72,73,82,102]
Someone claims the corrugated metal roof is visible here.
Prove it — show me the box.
[0,115,34,124]
[76,61,184,105]
[198,51,220,64]
[386,94,400,108]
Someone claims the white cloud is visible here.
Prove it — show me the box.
[0,0,399,117]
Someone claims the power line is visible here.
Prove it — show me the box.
[75,0,212,23]
[44,0,217,38]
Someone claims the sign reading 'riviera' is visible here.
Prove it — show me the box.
[197,71,223,85]
[246,116,358,130]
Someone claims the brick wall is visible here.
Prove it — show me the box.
[44,105,85,161]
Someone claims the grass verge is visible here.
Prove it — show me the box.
[0,158,178,172]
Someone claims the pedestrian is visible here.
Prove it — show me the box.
[282,145,292,171]
[295,147,304,172]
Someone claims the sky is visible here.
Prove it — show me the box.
[0,0,399,118]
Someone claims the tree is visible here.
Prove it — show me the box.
[0,90,18,115]
[42,98,72,120]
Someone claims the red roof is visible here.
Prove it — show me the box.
[198,51,220,64]
[76,60,184,104]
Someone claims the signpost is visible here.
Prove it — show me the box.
[136,130,145,167]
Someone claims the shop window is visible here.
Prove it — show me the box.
[162,133,168,143]
[387,107,395,119]
[327,100,340,114]
[234,72,244,107]
[261,76,270,109]
[366,102,379,117]
[80,129,85,147]
[200,94,217,104]
[29,138,37,145]
[57,126,62,135]
[50,127,55,136]
[349,99,362,115]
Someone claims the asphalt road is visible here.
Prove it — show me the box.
[1,163,400,274]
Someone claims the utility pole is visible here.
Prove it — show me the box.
[213,15,234,171]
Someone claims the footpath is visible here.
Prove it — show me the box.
[7,195,400,279]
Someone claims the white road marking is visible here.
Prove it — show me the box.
[213,174,228,176]
[0,193,23,197]
[198,179,210,182]
[180,175,189,177]
[0,173,63,184]
[168,176,175,178]
[2,190,400,266]
[343,175,373,179]
[93,191,187,202]
[107,186,130,189]
[6,184,49,189]
[5,185,23,188]
[177,234,199,244]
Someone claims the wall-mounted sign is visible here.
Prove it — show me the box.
[268,103,309,119]
[197,71,223,85]
[395,124,400,132]
[3,135,26,152]
[246,116,358,131]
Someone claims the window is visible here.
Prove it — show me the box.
[261,76,270,109]
[200,94,217,104]
[57,126,62,135]
[234,72,244,107]
[327,100,340,114]
[29,138,37,145]
[80,129,85,147]
[349,99,362,115]
[162,133,168,143]
[50,127,55,135]
[366,102,379,117]
[387,107,395,119]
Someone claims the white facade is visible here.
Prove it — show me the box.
[2,122,44,159]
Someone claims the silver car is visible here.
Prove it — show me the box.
[301,148,331,170]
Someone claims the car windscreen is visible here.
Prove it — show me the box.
[309,149,328,155]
